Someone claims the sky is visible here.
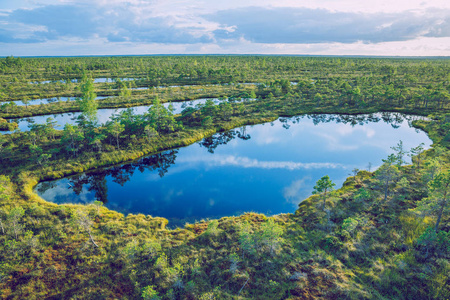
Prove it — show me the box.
[0,0,449,56]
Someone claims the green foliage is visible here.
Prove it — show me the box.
[409,142,425,170]
[375,162,400,202]
[416,227,450,258]
[93,200,103,211]
[78,75,98,122]
[201,115,213,127]
[141,285,160,300]
[238,218,284,258]
[145,99,182,133]
[313,175,335,195]
[258,218,284,255]
[0,175,11,201]
[1,56,450,299]
[238,221,254,258]
[7,206,25,239]
[423,157,442,183]
[61,123,84,156]
[70,209,98,247]
[142,240,162,258]
[122,240,140,260]
[342,217,359,237]
[228,252,240,274]
[354,187,370,202]
[155,252,168,270]
[313,175,336,210]
[106,120,125,149]
[204,220,221,237]
[391,140,407,166]
[144,125,158,142]
[415,169,450,232]
[397,177,409,190]
[37,153,52,165]
[198,286,221,300]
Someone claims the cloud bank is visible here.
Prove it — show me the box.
[0,0,449,56]
[208,7,450,44]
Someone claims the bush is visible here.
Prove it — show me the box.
[141,285,160,300]
[416,227,450,258]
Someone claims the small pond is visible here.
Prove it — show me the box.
[35,113,431,227]
[93,78,139,83]
[5,96,109,107]
[4,98,223,133]
[30,78,140,84]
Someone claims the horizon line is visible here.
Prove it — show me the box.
[1,54,450,59]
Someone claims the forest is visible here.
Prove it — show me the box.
[0,55,449,299]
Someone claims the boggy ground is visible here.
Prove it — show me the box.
[0,100,449,299]
[0,56,449,299]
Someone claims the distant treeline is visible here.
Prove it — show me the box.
[0,55,448,103]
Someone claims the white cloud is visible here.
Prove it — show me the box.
[1,0,450,55]
[208,7,450,44]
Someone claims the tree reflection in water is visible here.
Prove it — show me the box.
[302,112,424,129]
[37,113,426,205]
[61,150,179,204]
[199,126,251,153]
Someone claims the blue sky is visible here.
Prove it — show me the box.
[0,0,449,56]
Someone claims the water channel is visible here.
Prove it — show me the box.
[4,98,223,133]
[35,113,431,227]
[4,96,109,107]
[30,78,139,84]
[2,82,262,106]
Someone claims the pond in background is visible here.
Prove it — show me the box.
[93,78,140,83]
[5,96,109,106]
[35,113,431,227]
[29,78,140,84]
[3,98,256,134]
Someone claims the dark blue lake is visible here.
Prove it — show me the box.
[35,113,431,227]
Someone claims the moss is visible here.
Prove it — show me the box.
[2,56,450,299]
[0,118,18,131]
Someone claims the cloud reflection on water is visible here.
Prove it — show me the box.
[178,154,346,170]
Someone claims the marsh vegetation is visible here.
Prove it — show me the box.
[0,55,449,299]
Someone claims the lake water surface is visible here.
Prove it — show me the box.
[35,113,431,227]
